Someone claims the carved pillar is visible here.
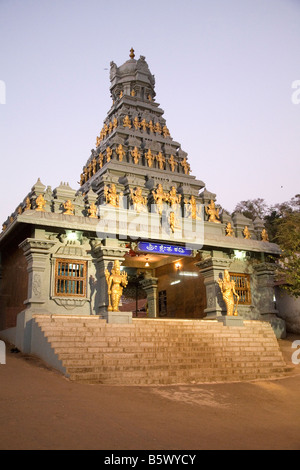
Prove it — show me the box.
[91,239,129,317]
[17,238,56,353]
[19,238,57,312]
[253,262,278,316]
[253,262,286,338]
[140,276,158,318]
[196,255,231,318]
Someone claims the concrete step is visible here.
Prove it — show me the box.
[32,314,289,385]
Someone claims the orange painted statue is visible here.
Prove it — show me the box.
[218,269,239,316]
[105,260,128,312]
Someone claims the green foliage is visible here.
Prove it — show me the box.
[275,212,300,298]
[233,195,300,297]
[233,198,268,221]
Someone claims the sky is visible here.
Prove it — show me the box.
[0,0,299,225]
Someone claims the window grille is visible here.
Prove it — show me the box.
[55,259,87,297]
[229,273,251,305]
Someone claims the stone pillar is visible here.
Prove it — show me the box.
[19,238,57,312]
[17,238,56,352]
[253,262,286,338]
[91,239,130,320]
[196,255,231,319]
[140,276,158,318]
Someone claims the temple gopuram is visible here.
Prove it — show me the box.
[0,49,286,359]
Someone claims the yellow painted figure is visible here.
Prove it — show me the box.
[105,260,128,312]
[218,269,239,316]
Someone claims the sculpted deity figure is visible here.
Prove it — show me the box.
[64,200,74,215]
[261,228,269,242]
[113,117,118,129]
[80,173,85,186]
[218,270,239,316]
[243,226,251,239]
[98,153,104,169]
[88,202,98,219]
[106,147,113,162]
[116,144,126,162]
[145,149,155,168]
[148,120,155,133]
[184,195,201,220]
[105,260,128,312]
[123,115,131,128]
[133,117,140,130]
[83,167,89,183]
[168,155,178,172]
[88,162,93,178]
[35,194,46,212]
[169,211,181,233]
[25,197,31,211]
[162,125,170,138]
[104,184,121,208]
[168,186,181,211]
[225,222,234,237]
[99,128,105,141]
[154,122,162,134]
[96,135,101,147]
[140,119,148,132]
[92,158,97,175]
[131,89,136,97]
[181,157,190,175]
[131,147,141,164]
[156,152,166,170]
[130,187,147,213]
[152,184,168,215]
[108,122,113,134]
[205,200,221,223]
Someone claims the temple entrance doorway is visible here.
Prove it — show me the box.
[120,250,206,319]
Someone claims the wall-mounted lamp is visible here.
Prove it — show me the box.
[175,262,181,271]
[145,258,150,267]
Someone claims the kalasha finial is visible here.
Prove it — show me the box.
[129,48,135,59]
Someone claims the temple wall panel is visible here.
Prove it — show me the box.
[0,244,28,330]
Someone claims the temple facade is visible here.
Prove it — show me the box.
[0,50,286,352]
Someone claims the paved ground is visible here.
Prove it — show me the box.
[0,335,299,450]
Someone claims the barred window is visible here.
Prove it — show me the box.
[55,259,87,297]
[229,273,251,305]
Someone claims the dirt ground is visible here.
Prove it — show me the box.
[0,335,300,450]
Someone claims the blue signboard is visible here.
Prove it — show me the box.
[137,242,193,257]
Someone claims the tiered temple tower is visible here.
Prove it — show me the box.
[79,48,205,217]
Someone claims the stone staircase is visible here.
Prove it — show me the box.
[31,314,291,385]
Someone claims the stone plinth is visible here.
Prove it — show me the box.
[101,310,132,324]
[217,316,244,327]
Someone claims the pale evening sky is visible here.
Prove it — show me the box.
[0,0,299,226]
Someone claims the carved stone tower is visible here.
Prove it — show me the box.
[79,49,205,209]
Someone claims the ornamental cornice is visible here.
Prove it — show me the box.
[19,238,57,254]
[196,257,231,271]
[253,262,277,274]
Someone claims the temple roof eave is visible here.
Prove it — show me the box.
[0,211,281,257]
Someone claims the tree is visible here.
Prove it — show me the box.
[233,195,300,297]
[275,212,300,298]
[233,198,268,221]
